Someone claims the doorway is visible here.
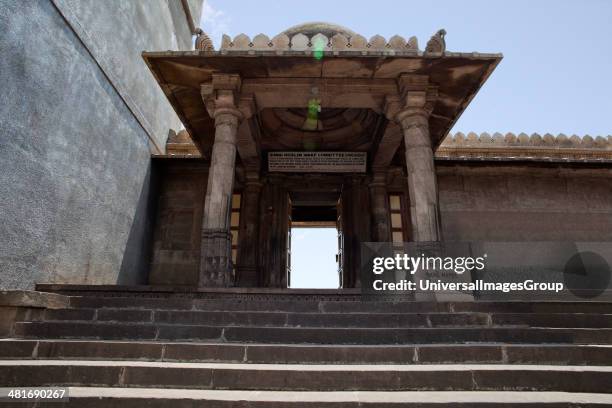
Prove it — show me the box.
[287,202,342,289]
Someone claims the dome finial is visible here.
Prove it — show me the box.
[281,22,357,39]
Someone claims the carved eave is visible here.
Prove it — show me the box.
[436,132,612,163]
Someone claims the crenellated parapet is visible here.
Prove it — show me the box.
[216,22,449,55]
[437,132,612,162]
[220,32,422,53]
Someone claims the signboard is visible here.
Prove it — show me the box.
[268,152,367,173]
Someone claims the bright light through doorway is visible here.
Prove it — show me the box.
[290,228,339,289]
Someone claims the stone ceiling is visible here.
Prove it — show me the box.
[259,107,381,151]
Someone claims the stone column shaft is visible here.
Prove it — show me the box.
[236,177,261,286]
[200,110,242,287]
[203,113,239,229]
[341,176,370,288]
[399,111,440,242]
[258,178,289,288]
[369,172,391,242]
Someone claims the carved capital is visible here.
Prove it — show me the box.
[385,75,438,127]
[396,84,438,132]
[201,74,244,124]
[397,107,429,130]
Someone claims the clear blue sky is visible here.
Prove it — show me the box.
[201,0,611,136]
[290,228,339,288]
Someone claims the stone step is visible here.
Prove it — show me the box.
[2,340,612,365]
[67,296,612,314]
[491,313,612,328]
[36,308,612,328]
[13,388,612,407]
[13,321,612,344]
[1,360,612,393]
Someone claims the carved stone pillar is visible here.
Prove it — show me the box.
[397,103,439,242]
[199,74,243,287]
[341,176,371,288]
[387,76,440,242]
[369,171,391,242]
[236,172,261,287]
[258,176,289,288]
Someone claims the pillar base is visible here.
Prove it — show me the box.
[199,229,233,287]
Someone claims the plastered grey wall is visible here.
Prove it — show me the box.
[0,0,201,289]
[437,163,612,241]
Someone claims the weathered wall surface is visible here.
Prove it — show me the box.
[0,0,201,289]
[149,161,208,286]
[49,0,202,151]
[437,163,612,241]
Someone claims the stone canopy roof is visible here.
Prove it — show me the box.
[147,23,611,166]
[144,23,502,165]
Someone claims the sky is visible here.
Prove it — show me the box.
[290,228,339,288]
[199,1,612,288]
[200,0,612,136]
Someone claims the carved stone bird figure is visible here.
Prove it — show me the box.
[195,28,214,51]
[425,29,446,53]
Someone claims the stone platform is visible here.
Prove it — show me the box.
[1,285,612,406]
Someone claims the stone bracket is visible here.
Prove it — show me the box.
[371,121,403,168]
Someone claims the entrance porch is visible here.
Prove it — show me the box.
[142,24,500,288]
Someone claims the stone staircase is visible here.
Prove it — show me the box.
[1,286,612,407]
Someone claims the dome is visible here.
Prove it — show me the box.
[280,22,357,39]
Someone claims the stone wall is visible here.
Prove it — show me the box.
[437,163,612,241]
[0,0,202,289]
[149,160,208,286]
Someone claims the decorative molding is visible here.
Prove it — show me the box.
[437,132,612,162]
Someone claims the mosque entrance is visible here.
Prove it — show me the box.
[287,193,343,289]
